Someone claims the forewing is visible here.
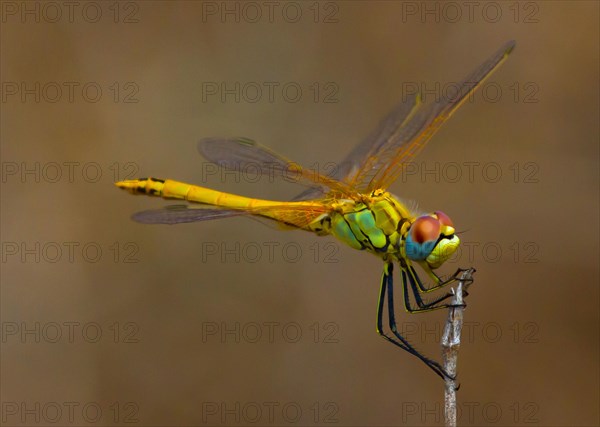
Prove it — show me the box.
[351,40,516,191]
[337,92,422,182]
[292,93,422,200]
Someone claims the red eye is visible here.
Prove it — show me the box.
[410,216,441,243]
[434,211,454,228]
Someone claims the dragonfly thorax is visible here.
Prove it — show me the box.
[308,192,460,270]
[308,192,412,260]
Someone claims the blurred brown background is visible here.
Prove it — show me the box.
[1,1,598,426]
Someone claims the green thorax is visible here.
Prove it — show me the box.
[307,191,415,261]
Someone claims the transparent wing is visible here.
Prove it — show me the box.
[131,203,331,228]
[350,40,516,191]
[337,92,422,183]
[132,205,243,224]
[293,93,422,200]
[198,137,356,197]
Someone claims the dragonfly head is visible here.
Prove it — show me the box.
[405,211,460,269]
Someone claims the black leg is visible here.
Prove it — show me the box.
[376,263,454,381]
[402,267,460,313]
[413,265,474,293]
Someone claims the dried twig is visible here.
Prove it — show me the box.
[441,268,475,427]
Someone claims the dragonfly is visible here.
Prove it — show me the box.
[116,40,515,380]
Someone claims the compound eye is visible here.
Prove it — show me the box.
[410,216,441,243]
[434,211,454,228]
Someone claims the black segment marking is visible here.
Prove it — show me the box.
[342,216,367,251]
[343,213,377,251]
[397,217,409,232]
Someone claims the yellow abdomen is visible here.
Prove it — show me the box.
[115,178,330,231]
